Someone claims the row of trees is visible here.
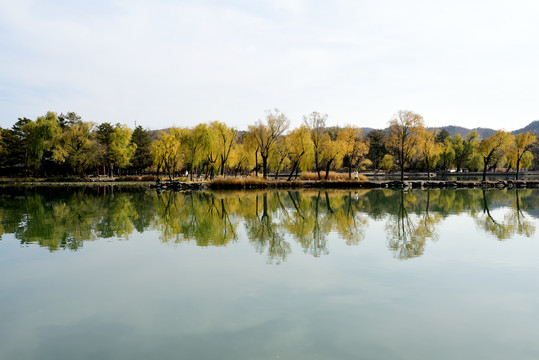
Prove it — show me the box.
[0,110,537,180]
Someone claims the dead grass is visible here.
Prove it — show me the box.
[141,175,157,181]
[209,176,274,189]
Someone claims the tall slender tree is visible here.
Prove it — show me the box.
[507,131,536,180]
[303,112,327,179]
[385,110,425,181]
[248,109,290,179]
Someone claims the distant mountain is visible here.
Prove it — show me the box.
[475,127,498,139]
[360,127,375,135]
[513,120,539,135]
[430,125,472,138]
[151,121,539,140]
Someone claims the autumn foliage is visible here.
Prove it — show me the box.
[0,109,536,180]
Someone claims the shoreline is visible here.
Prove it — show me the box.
[157,179,539,190]
[1,178,539,190]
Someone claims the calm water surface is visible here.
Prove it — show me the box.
[1,186,538,360]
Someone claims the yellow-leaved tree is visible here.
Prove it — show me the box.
[285,125,314,181]
[385,110,425,181]
[337,125,369,179]
[303,112,327,179]
[248,109,290,179]
[319,133,346,179]
[210,121,237,177]
[417,128,442,180]
[151,128,185,181]
[52,121,100,175]
[507,131,536,180]
[476,130,512,181]
[110,124,137,176]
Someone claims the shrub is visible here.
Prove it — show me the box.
[141,175,157,181]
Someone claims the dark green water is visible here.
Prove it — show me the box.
[1,186,538,359]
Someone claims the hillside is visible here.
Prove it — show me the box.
[151,121,539,140]
[513,120,539,135]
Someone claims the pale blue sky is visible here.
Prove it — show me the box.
[1,0,538,131]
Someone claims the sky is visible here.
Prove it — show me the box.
[1,0,538,131]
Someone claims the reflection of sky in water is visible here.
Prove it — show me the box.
[0,189,538,359]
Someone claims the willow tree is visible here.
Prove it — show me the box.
[507,131,536,180]
[319,133,346,179]
[248,109,290,179]
[476,130,512,181]
[286,125,314,180]
[417,128,441,180]
[22,111,60,175]
[110,124,137,176]
[337,125,369,179]
[182,123,211,181]
[269,136,290,179]
[385,110,425,181]
[152,128,185,180]
[210,121,237,176]
[303,112,328,179]
[52,122,100,175]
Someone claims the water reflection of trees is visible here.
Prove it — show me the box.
[154,191,238,246]
[384,190,444,259]
[0,187,537,260]
[474,189,536,240]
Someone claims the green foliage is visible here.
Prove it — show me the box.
[452,131,478,171]
[130,126,153,173]
[110,124,137,170]
[366,129,387,170]
[22,112,60,174]
[52,121,100,175]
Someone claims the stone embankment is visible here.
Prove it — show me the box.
[150,181,206,190]
[369,180,539,189]
[151,179,539,190]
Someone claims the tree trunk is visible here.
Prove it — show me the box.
[262,156,268,179]
[287,161,298,181]
[315,154,321,180]
[516,156,520,180]
[221,157,225,177]
[324,160,333,180]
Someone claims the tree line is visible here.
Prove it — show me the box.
[0,109,537,181]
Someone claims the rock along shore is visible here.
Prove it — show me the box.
[150,179,539,191]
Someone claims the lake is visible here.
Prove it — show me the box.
[1,186,538,359]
